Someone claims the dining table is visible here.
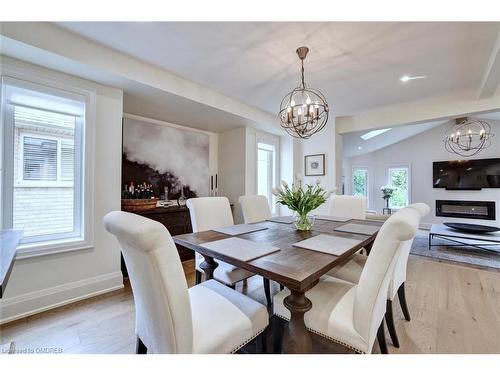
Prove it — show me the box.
[173,217,383,354]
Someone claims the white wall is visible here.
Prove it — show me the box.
[344,121,500,228]
[0,57,124,323]
[296,120,337,214]
[218,126,280,223]
[218,127,247,223]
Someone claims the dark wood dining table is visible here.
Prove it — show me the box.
[173,218,382,354]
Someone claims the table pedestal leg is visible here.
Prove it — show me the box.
[365,240,374,255]
[199,256,218,280]
[282,290,312,353]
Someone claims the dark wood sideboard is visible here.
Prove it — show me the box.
[120,205,195,277]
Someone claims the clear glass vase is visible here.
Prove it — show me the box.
[294,213,315,231]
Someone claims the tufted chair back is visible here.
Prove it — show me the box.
[103,211,193,353]
[238,195,272,224]
[387,203,430,299]
[329,195,367,219]
[353,207,420,352]
[186,197,234,232]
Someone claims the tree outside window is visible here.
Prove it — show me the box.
[352,168,368,197]
[388,167,409,208]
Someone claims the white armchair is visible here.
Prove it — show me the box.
[186,197,256,288]
[238,195,276,307]
[238,195,272,224]
[329,195,367,220]
[273,206,420,353]
[103,211,268,353]
[326,203,430,348]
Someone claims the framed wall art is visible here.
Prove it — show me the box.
[304,154,325,176]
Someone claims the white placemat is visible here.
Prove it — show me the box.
[268,216,295,224]
[199,237,280,262]
[334,223,379,236]
[315,215,351,222]
[292,234,363,256]
[213,224,267,236]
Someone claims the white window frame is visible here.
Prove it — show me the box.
[16,131,74,188]
[1,70,95,259]
[386,164,411,209]
[255,134,280,215]
[351,166,369,207]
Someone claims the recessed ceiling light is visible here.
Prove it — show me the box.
[400,75,427,83]
[357,146,362,150]
[360,128,392,140]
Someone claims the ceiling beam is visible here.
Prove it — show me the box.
[0,22,279,132]
[478,30,500,99]
[336,88,500,134]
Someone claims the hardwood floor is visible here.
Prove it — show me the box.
[1,256,499,354]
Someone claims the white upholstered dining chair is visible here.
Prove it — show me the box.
[104,211,268,354]
[238,195,272,224]
[238,194,279,307]
[186,197,256,288]
[329,195,367,220]
[273,206,420,354]
[327,203,429,348]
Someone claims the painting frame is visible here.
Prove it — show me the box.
[304,154,325,176]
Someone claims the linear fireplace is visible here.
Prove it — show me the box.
[436,200,496,220]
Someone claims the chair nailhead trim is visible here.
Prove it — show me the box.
[275,314,366,354]
[230,328,266,354]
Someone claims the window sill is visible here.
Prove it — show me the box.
[15,238,94,260]
[14,182,74,188]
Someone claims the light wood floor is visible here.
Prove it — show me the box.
[1,256,499,354]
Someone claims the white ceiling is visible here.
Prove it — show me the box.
[343,120,445,158]
[0,34,262,133]
[57,22,500,116]
[343,110,500,158]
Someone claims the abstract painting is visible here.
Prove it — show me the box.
[122,117,210,199]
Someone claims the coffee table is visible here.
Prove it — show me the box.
[429,224,500,254]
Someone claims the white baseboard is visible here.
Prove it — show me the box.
[0,271,124,325]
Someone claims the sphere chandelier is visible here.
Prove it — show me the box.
[279,46,329,139]
[443,118,494,157]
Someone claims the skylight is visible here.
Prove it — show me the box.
[360,128,392,140]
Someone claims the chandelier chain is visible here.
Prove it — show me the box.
[301,59,306,88]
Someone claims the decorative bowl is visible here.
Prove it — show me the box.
[444,222,500,233]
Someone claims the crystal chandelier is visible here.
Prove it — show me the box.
[279,47,329,139]
[444,118,494,157]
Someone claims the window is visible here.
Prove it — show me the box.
[257,140,278,214]
[1,77,87,250]
[352,167,368,199]
[388,166,410,209]
[23,136,58,181]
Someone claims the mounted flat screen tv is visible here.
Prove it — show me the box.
[433,158,500,190]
